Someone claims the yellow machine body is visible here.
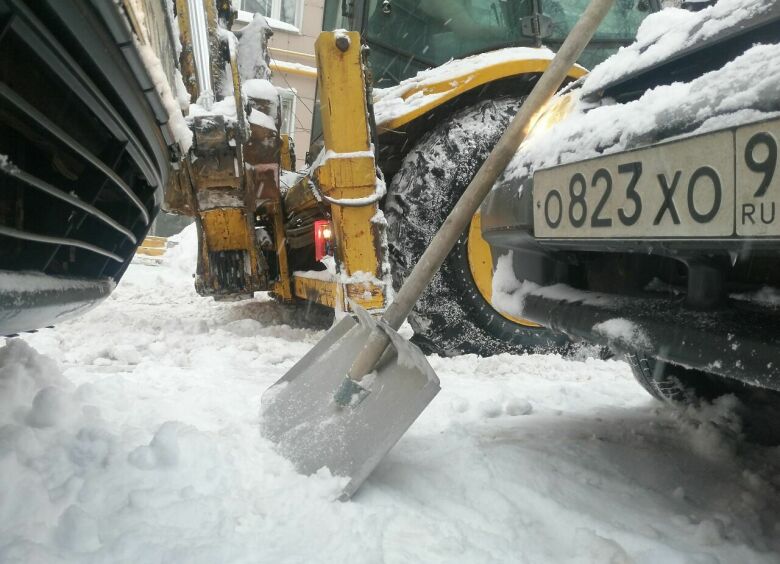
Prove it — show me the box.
[373,57,587,133]
[163,4,585,322]
[289,31,387,313]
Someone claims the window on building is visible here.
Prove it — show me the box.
[277,88,296,137]
[237,0,302,29]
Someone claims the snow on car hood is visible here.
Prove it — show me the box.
[582,0,777,96]
[496,2,780,197]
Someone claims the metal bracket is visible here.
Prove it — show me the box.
[520,14,553,40]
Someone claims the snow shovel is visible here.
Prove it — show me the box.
[261,0,616,500]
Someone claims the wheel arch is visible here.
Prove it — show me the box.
[375,61,586,183]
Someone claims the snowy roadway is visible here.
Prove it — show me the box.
[2,228,779,563]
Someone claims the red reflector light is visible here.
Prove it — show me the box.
[314,220,334,262]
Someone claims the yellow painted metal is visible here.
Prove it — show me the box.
[293,275,385,310]
[315,32,371,154]
[269,200,294,302]
[293,275,339,308]
[200,208,253,252]
[140,236,167,248]
[270,60,317,78]
[269,47,316,60]
[315,155,376,191]
[174,0,198,104]
[136,236,167,258]
[522,90,577,141]
[228,37,244,133]
[311,31,386,313]
[280,135,294,171]
[467,213,542,328]
[331,198,382,274]
[312,155,385,304]
[344,280,385,310]
[283,175,319,215]
[376,59,587,133]
[136,246,166,257]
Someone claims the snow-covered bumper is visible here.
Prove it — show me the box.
[480,1,780,387]
[481,122,780,390]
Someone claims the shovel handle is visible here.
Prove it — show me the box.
[347,0,617,383]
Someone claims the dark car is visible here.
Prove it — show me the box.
[0,0,177,335]
[481,1,780,412]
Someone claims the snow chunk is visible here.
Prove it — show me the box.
[678,394,743,461]
[491,251,612,320]
[243,78,278,102]
[0,339,69,423]
[572,528,632,564]
[695,518,727,546]
[237,14,272,82]
[505,398,533,416]
[128,421,182,469]
[478,399,502,419]
[55,505,101,553]
[593,318,651,350]
[26,386,73,428]
[248,107,277,131]
[187,96,240,121]
[165,223,198,274]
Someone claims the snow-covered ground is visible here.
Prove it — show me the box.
[2,227,779,563]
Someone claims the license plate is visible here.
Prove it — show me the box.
[533,117,780,239]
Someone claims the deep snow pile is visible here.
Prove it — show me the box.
[1,226,779,563]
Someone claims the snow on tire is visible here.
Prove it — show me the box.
[385,97,567,356]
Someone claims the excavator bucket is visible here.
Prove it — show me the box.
[260,308,440,500]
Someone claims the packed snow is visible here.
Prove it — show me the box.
[236,15,273,83]
[132,11,193,154]
[583,0,777,94]
[1,225,779,562]
[0,272,114,294]
[242,78,278,103]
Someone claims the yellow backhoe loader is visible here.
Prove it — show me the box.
[148,0,657,356]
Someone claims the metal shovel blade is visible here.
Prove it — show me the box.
[260,310,440,499]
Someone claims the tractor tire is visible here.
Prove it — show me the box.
[385,97,568,357]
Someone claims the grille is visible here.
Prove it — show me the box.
[0,0,170,280]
